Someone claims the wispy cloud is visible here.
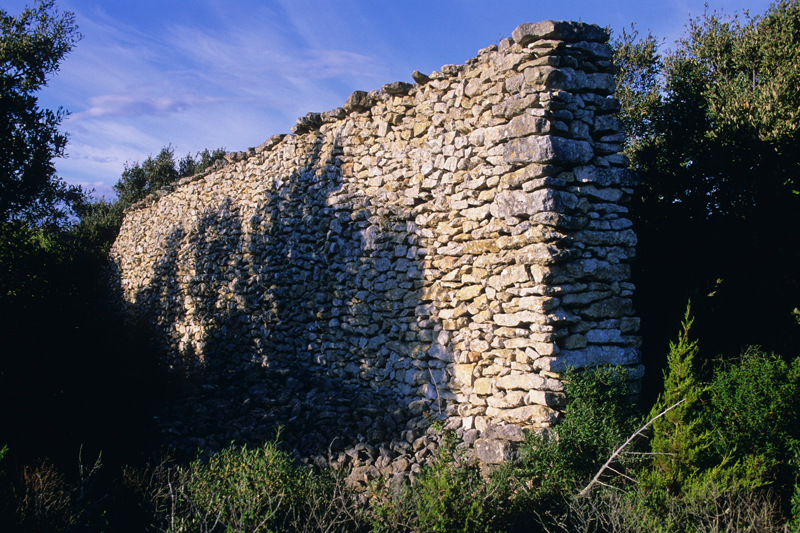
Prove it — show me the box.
[40,0,396,197]
[69,93,222,120]
[11,0,773,199]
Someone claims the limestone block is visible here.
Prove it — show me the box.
[457,284,483,301]
[585,328,624,344]
[567,41,614,59]
[475,438,514,464]
[593,115,623,134]
[524,66,615,95]
[484,114,550,145]
[496,373,546,390]
[487,391,526,408]
[503,136,594,166]
[581,297,635,318]
[620,317,641,333]
[452,364,476,387]
[573,229,638,247]
[463,204,491,221]
[494,311,542,327]
[499,264,530,287]
[411,70,430,84]
[516,296,559,312]
[512,20,608,45]
[345,90,374,112]
[534,346,641,372]
[404,369,429,386]
[526,390,567,408]
[462,240,500,254]
[496,227,565,249]
[486,404,560,425]
[474,377,493,395]
[490,189,580,219]
[578,184,624,202]
[427,343,450,361]
[563,334,588,349]
[382,82,414,95]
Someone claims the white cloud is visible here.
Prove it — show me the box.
[68,93,222,120]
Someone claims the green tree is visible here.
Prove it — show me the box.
[645,305,709,493]
[112,145,225,210]
[614,2,800,374]
[68,146,226,257]
[0,0,83,226]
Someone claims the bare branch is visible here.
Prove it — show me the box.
[578,398,686,497]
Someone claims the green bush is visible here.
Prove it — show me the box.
[704,348,800,491]
[644,304,711,494]
[516,366,639,499]
[169,441,314,532]
[791,481,800,532]
[369,432,511,533]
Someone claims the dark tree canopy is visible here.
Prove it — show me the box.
[616,1,800,220]
[613,1,800,385]
[0,0,82,225]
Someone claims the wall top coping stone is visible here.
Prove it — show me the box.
[512,20,609,45]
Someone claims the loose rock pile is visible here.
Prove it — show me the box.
[109,20,642,471]
[152,363,489,488]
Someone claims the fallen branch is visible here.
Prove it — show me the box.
[577,398,686,497]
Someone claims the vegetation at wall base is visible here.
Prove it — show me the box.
[3,321,798,531]
[514,366,640,502]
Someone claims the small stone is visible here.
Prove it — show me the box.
[412,70,430,84]
[344,90,374,112]
[475,438,514,464]
[382,81,414,95]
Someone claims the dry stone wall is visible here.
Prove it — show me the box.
[108,20,642,471]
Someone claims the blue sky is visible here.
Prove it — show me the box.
[5,0,772,199]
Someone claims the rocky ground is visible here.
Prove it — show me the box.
[150,361,527,488]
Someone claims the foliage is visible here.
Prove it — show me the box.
[612,25,663,155]
[112,146,225,211]
[69,196,124,258]
[0,452,107,533]
[178,148,227,179]
[792,481,800,532]
[645,303,710,493]
[538,481,784,533]
[614,2,800,390]
[620,0,800,218]
[704,348,800,492]
[0,0,84,226]
[369,433,511,533]
[173,441,313,532]
[516,366,639,499]
[639,307,800,528]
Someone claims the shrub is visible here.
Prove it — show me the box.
[168,441,315,532]
[515,365,639,499]
[644,303,710,494]
[368,430,512,533]
[704,348,800,492]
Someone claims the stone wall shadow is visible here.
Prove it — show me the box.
[118,131,429,471]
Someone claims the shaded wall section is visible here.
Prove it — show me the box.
[107,20,642,463]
